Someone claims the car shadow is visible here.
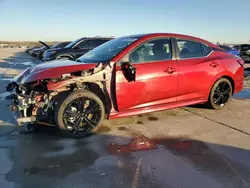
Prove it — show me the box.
[186,103,209,109]
[0,123,250,188]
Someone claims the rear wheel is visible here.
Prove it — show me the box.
[55,90,105,138]
[56,56,73,60]
[207,78,233,110]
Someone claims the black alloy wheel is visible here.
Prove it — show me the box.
[55,90,105,138]
[208,78,233,110]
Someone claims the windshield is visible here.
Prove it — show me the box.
[77,37,139,63]
[65,38,83,48]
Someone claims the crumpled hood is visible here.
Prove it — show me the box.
[14,60,98,84]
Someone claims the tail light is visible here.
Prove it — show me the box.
[237,59,244,67]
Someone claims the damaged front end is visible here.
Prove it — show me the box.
[5,61,114,127]
[6,79,57,126]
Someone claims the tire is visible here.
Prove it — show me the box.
[56,56,72,61]
[55,90,105,138]
[207,78,233,110]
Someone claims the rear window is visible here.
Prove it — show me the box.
[201,43,212,56]
[177,39,212,58]
[177,39,203,59]
[95,40,109,46]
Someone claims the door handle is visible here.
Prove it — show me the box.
[164,67,176,74]
[209,62,219,68]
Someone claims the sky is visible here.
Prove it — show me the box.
[0,0,249,43]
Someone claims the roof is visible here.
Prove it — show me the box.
[79,37,114,40]
[121,33,219,49]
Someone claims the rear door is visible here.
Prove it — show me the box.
[176,38,220,101]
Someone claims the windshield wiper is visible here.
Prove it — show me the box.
[76,59,82,62]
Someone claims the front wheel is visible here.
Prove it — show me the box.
[55,90,105,138]
[207,78,233,110]
[56,56,73,61]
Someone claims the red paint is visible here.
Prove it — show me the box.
[115,59,178,111]
[22,61,97,83]
[109,34,243,118]
[22,33,243,119]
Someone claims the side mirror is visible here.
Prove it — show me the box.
[121,62,136,82]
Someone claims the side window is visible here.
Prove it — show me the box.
[95,40,109,47]
[76,40,89,49]
[201,43,212,56]
[85,40,109,49]
[129,38,172,64]
[177,39,203,59]
[87,40,95,48]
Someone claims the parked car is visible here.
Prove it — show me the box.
[42,37,113,62]
[25,45,41,53]
[233,45,240,51]
[30,46,50,58]
[233,44,250,61]
[49,41,72,51]
[30,41,71,60]
[6,33,244,138]
[218,45,240,56]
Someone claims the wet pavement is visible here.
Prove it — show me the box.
[2,127,250,188]
[0,49,250,188]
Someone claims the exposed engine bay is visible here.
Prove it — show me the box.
[5,62,114,126]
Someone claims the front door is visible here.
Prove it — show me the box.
[115,38,179,111]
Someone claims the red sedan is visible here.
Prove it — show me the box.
[6,33,244,137]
